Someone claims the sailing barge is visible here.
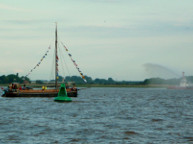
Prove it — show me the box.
[2,87,77,97]
[2,24,86,98]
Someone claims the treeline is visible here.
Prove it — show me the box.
[35,75,193,85]
[143,76,193,85]
[55,76,144,85]
[1,74,193,85]
[0,74,30,84]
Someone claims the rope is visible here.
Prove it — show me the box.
[25,46,51,78]
[48,46,55,83]
[58,45,71,78]
[61,42,87,82]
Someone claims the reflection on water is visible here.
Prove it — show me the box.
[0,88,193,143]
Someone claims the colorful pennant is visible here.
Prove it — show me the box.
[61,42,87,82]
[25,46,51,77]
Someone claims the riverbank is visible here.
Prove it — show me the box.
[0,83,169,88]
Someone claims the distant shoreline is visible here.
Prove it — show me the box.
[76,84,168,88]
[0,83,169,88]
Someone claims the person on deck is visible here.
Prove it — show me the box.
[66,83,69,89]
[71,84,77,92]
[42,86,45,91]
[11,83,14,89]
[23,84,26,90]
[19,86,22,90]
[8,83,12,91]
[14,84,17,90]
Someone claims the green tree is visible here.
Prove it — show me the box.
[36,80,43,84]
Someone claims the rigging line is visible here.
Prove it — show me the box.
[47,40,55,83]
[58,44,71,77]
[58,44,66,77]
[25,45,51,78]
[61,42,87,82]
[46,42,54,85]
[49,47,55,83]
[56,28,71,77]
[58,38,68,82]
[42,40,55,85]
[58,46,67,83]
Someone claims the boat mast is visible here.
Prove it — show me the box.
[55,23,58,88]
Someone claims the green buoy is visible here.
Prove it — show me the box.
[54,83,72,102]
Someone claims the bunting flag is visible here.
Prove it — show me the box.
[61,42,87,82]
[25,46,51,78]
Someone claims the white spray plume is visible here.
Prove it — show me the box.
[143,63,180,79]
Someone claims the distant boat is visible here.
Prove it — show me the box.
[2,24,85,97]
[168,72,193,90]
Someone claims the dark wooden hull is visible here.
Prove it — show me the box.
[2,91,77,97]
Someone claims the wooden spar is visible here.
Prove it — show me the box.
[55,23,58,88]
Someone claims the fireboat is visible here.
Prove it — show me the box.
[168,72,193,90]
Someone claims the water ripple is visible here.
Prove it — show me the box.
[0,88,193,143]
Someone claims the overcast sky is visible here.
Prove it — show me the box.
[1,0,193,81]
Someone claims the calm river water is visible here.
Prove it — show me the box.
[0,87,193,144]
